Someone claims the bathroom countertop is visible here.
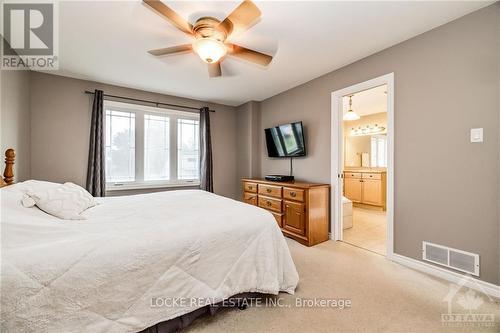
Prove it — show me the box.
[343,168,387,173]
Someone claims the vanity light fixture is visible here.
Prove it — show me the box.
[350,124,386,136]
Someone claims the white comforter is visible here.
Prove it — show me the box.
[0,186,298,333]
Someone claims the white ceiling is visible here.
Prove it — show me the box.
[47,1,492,106]
[342,85,387,117]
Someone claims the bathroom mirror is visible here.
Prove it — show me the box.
[344,134,387,168]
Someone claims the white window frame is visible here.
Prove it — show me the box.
[104,100,200,191]
[370,134,388,168]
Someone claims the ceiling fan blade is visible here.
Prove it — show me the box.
[227,44,272,66]
[143,0,193,35]
[219,0,261,35]
[148,44,192,56]
[207,62,222,78]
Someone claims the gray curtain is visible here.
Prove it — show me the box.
[199,107,213,192]
[86,90,105,197]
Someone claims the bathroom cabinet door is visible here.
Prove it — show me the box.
[362,179,383,206]
[344,178,362,203]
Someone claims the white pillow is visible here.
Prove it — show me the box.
[14,180,63,208]
[24,182,98,220]
[14,179,62,194]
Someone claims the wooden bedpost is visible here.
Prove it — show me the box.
[3,149,15,185]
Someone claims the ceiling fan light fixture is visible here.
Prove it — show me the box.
[143,0,272,77]
[193,38,227,63]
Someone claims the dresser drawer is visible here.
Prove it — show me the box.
[258,196,282,213]
[258,184,282,198]
[283,187,305,202]
[344,172,361,179]
[362,173,381,180]
[243,182,257,193]
[271,212,283,227]
[243,192,257,206]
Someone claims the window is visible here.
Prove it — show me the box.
[177,119,199,180]
[145,114,170,181]
[105,110,135,182]
[370,135,387,167]
[104,101,200,190]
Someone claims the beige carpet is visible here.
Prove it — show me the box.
[186,239,499,333]
[343,207,386,255]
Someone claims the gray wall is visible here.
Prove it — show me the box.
[259,4,500,284]
[29,72,238,199]
[235,101,261,199]
[1,70,31,181]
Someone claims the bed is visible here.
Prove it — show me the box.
[0,149,299,332]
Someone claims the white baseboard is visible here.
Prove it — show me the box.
[391,253,500,299]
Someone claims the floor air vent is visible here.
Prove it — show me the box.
[422,241,479,276]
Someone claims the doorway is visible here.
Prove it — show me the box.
[330,73,394,258]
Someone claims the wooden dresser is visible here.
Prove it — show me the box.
[242,178,330,246]
[343,170,386,210]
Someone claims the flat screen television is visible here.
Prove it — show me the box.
[265,121,306,157]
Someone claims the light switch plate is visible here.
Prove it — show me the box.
[470,128,483,143]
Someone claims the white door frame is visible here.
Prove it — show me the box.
[330,73,395,258]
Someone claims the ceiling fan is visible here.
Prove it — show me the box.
[143,0,273,78]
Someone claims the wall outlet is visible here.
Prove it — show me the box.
[470,128,483,143]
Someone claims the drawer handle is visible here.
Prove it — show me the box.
[266,188,272,193]
[248,185,253,190]
[266,201,272,206]
[290,192,296,197]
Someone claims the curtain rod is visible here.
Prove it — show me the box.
[83,90,215,112]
